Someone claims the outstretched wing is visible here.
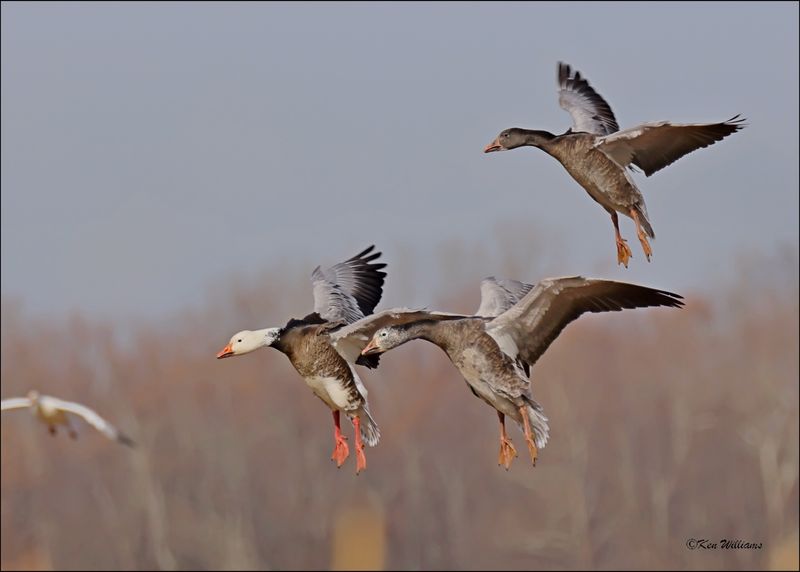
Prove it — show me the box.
[46,397,135,447]
[486,277,684,367]
[558,62,619,136]
[311,245,387,324]
[594,116,745,176]
[329,308,471,364]
[476,276,534,317]
[1,397,32,411]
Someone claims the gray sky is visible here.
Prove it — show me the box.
[2,2,798,323]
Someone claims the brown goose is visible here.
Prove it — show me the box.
[484,62,745,267]
[332,277,683,469]
[1,390,135,447]
[216,245,387,474]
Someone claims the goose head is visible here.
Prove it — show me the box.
[26,389,40,405]
[361,326,410,356]
[484,128,554,152]
[216,328,281,359]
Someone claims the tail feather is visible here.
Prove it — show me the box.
[523,399,550,450]
[635,204,655,239]
[356,406,381,447]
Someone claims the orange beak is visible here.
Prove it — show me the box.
[361,338,381,356]
[484,138,503,153]
[216,343,235,359]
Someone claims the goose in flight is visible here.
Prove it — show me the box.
[484,62,745,267]
[216,245,387,474]
[1,390,135,447]
[330,276,683,469]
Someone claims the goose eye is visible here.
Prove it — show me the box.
[237,339,242,343]
[502,133,509,138]
[380,332,387,338]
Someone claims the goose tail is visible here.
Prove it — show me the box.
[634,204,655,239]
[357,406,381,447]
[524,398,550,450]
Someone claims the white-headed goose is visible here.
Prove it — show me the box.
[1,390,135,447]
[484,62,745,267]
[332,276,683,470]
[216,245,387,474]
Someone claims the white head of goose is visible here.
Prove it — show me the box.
[216,245,387,474]
[484,62,745,268]
[332,276,683,470]
[1,389,135,447]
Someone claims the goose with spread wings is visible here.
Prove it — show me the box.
[216,245,387,474]
[484,62,745,267]
[331,276,683,469]
[1,390,135,447]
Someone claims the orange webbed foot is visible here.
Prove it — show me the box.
[525,437,538,467]
[498,437,518,471]
[355,443,367,475]
[616,237,633,268]
[638,235,653,262]
[352,416,367,475]
[331,434,350,468]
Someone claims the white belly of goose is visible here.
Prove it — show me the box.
[305,376,352,410]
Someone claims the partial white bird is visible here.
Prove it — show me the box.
[1,390,135,447]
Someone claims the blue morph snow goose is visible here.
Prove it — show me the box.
[484,62,745,267]
[216,245,387,474]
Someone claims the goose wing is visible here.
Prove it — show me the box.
[476,276,534,317]
[312,245,387,324]
[45,397,135,447]
[486,277,684,367]
[594,116,745,176]
[1,397,32,411]
[558,62,619,136]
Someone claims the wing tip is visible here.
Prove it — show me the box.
[117,432,136,448]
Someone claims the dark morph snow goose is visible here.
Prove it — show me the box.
[1,390,135,447]
[332,277,683,470]
[484,62,745,267]
[216,245,387,474]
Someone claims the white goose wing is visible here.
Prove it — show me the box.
[329,307,470,363]
[558,62,619,136]
[1,397,32,411]
[45,397,135,447]
[312,245,387,324]
[476,276,534,317]
[485,276,684,366]
[594,116,745,176]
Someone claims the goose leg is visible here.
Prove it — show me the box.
[519,406,538,467]
[629,208,652,262]
[352,416,367,475]
[331,411,350,468]
[497,411,518,471]
[610,211,632,267]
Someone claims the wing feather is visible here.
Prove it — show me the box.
[1,397,32,411]
[486,277,684,366]
[46,397,135,447]
[476,276,534,317]
[311,245,387,324]
[558,62,619,136]
[595,116,745,176]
